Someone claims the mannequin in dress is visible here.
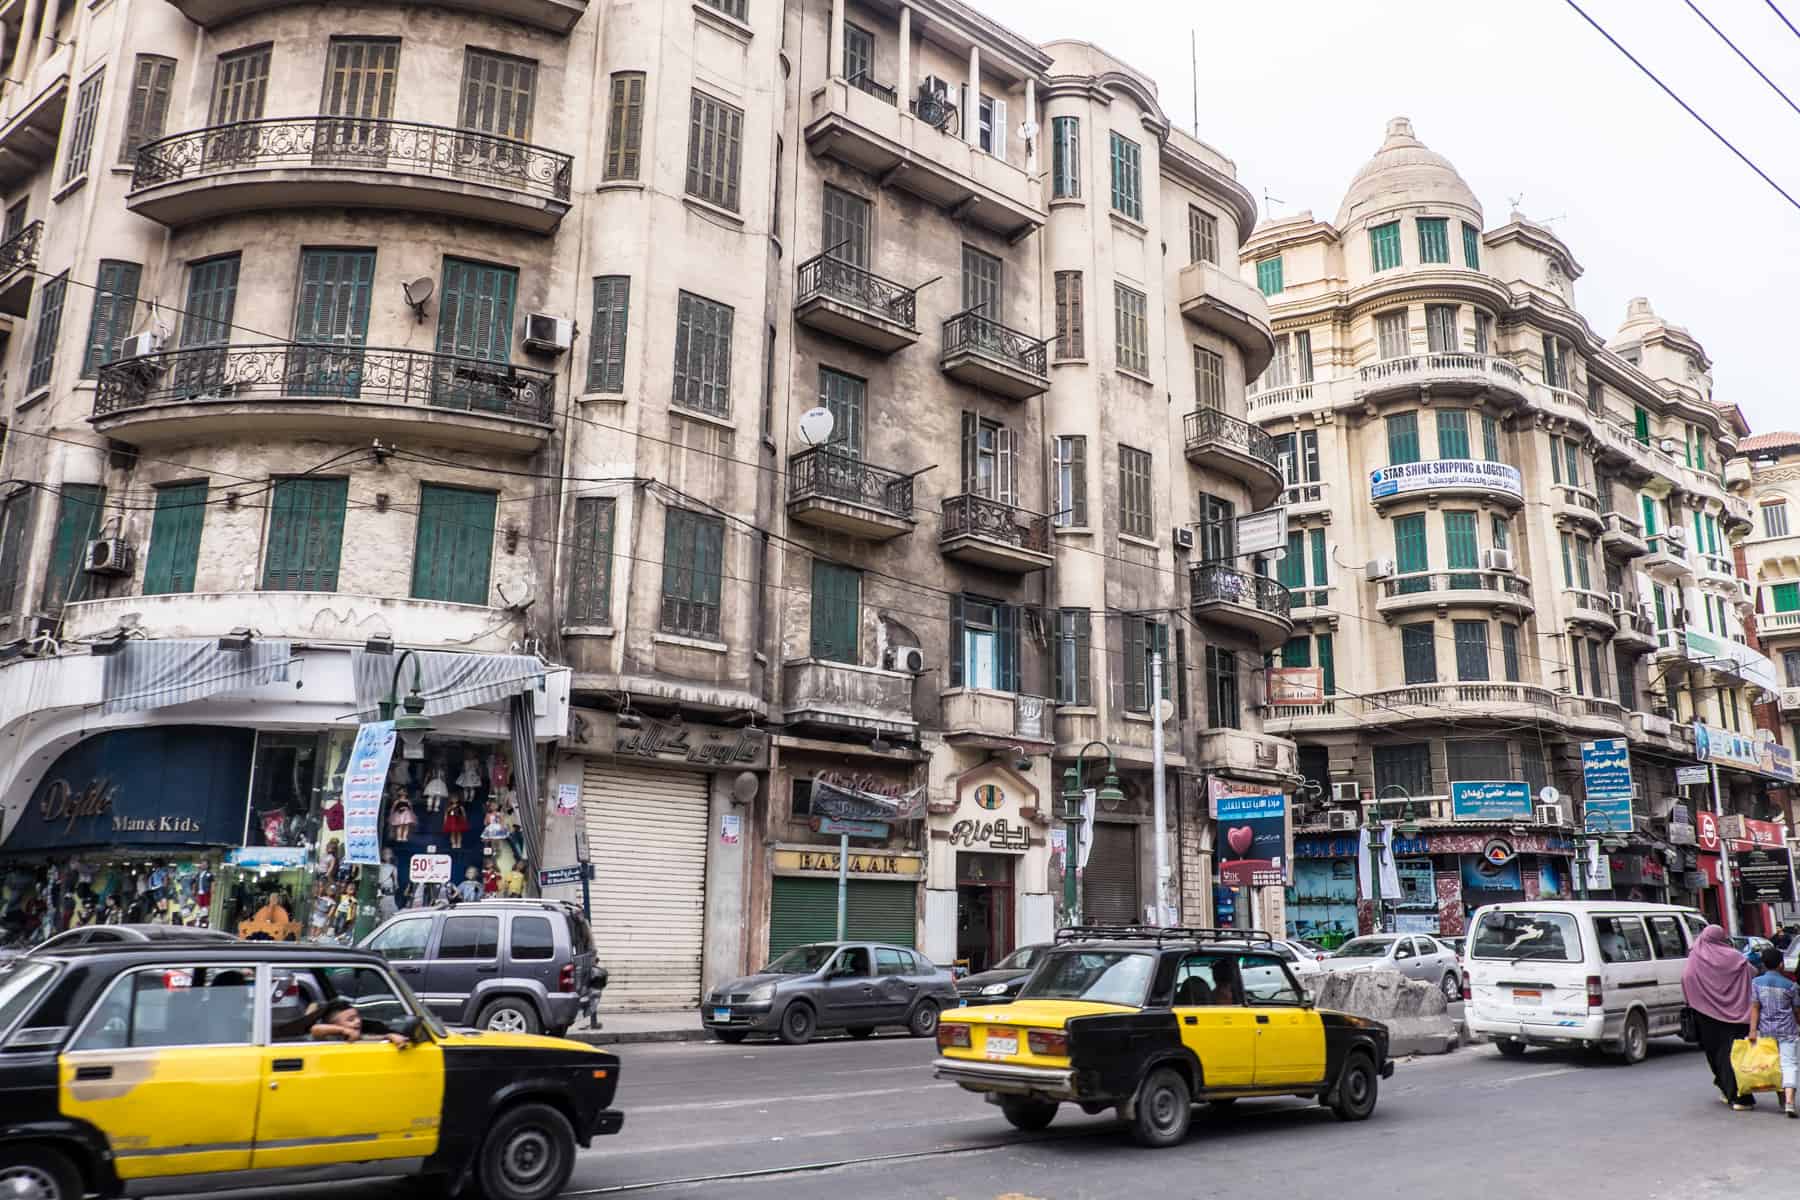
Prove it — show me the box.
[388,794,416,842]
[443,792,469,850]
[377,848,399,919]
[423,759,449,812]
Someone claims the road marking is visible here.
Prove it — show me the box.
[631,1083,941,1114]
[1484,1067,1579,1086]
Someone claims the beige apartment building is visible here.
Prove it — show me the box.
[0,0,1297,1008]
[1246,118,1781,942]
[1737,432,1800,857]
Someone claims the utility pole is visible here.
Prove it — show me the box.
[1713,762,1740,936]
[1151,651,1169,925]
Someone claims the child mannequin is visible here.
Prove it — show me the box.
[443,793,469,850]
[456,867,482,903]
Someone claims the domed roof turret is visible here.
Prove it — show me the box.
[1335,117,1482,230]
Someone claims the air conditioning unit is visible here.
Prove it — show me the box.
[1172,526,1194,552]
[1608,590,1626,611]
[82,538,134,577]
[1534,804,1564,826]
[1665,524,1686,543]
[1254,740,1278,767]
[887,645,927,674]
[1366,558,1395,580]
[1326,809,1359,832]
[1737,578,1753,600]
[1332,781,1361,805]
[119,331,160,360]
[522,314,574,354]
[1481,548,1513,572]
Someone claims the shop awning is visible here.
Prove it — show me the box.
[351,650,547,721]
[102,638,294,716]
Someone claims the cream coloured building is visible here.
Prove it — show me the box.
[1738,434,1800,758]
[1245,118,1773,941]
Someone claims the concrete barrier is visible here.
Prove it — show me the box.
[1312,969,1458,1056]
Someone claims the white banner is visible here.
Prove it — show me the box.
[1369,458,1523,501]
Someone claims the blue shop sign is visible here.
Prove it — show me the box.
[5,727,255,851]
[1451,781,1532,822]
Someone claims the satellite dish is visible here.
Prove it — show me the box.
[731,771,759,805]
[1156,698,1176,723]
[1539,786,1560,806]
[1017,119,1039,142]
[798,406,835,446]
[402,277,434,323]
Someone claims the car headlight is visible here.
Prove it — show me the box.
[745,983,775,1003]
[981,982,1010,996]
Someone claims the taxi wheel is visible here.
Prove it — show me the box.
[1331,1054,1378,1122]
[907,1001,940,1038]
[779,1002,816,1045]
[1130,1067,1192,1148]
[478,998,542,1036]
[1,1145,83,1200]
[478,1102,575,1200]
[999,1096,1059,1132]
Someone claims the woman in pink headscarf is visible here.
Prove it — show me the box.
[1684,924,1757,1109]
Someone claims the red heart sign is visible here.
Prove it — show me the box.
[1227,825,1255,856]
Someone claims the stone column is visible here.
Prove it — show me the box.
[1024,77,1037,175]
[12,0,42,83]
[965,45,980,147]
[828,0,845,79]
[897,5,911,106]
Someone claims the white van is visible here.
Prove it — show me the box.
[1463,900,1708,1064]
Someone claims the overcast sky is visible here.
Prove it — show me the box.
[980,0,1800,435]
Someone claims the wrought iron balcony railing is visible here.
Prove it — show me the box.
[846,70,898,106]
[788,446,914,517]
[1183,406,1280,469]
[1190,563,1292,620]
[941,493,1049,552]
[132,117,573,203]
[797,254,917,328]
[0,219,40,276]
[942,309,1048,378]
[93,342,556,423]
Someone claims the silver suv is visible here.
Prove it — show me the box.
[360,899,603,1036]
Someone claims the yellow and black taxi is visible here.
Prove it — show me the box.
[0,941,623,1200]
[935,927,1393,1147]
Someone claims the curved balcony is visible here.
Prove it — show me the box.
[128,118,573,234]
[1723,494,1755,535]
[939,309,1049,399]
[1641,533,1691,581]
[1600,510,1649,559]
[1553,484,1604,533]
[794,254,919,354]
[1183,407,1283,509]
[91,343,555,452]
[1614,608,1658,653]
[1566,588,1618,634]
[1353,352,1528,406]
[787,447,915,541]
[1359,682,1560,725]
[1757,610,1800,643]
[1368,458,1524,510]
[1374,570,1532,618]
[1248,382,1316,420]
[938,493,1051,573]
[1176,260,1275,379]
[1561,694,1627,732]
[1189,563,1293,649]
[0,219,40,317]
[165,0,587,32]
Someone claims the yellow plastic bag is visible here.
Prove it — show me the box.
[1731,1038,1784,1094]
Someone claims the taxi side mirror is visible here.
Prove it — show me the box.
[393,1015,423,1045]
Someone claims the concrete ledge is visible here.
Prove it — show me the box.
[570,1026,713,1046]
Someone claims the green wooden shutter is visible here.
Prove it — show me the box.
[1436,410,1470,458]
[1560,533,1574,587]
[1444,512,1478,586]
[41,484,106,609]
[1310,528,1327,598]
[809,560,860,663]
[1640,494,1657,535]
[82,259,143,377]
[1394,514,1428,595]
[437,258,517,363]
[768,877,841,957]
[143,482,207,595]
[262,477,348,592]
[1462,222,1481,269]
[1417,217,1448,263]
[1278,531,1305,588]
[27,274,67,393]
[1386,412,1419,464]
[1653,585,1668,629]
[566,496,615,623]
[1634,406,1649,443]
[996,603,1018,693]
[1481,414,1500,462]
[588,276,630,393]
[182,255,240,347]
[948,595,965,688]
[412,484,497,605]
[1281,636,1311,668]
[1370,222,1402,271]
[1775,583,1800,613]
[1317,634,1336,695]
[1256,256,1283,296]
[292,248,375,398]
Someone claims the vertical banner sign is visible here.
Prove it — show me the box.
[342,720,396,867]
[1216,790,1288,887]
[1580,738,1635,835]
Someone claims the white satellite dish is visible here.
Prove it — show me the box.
[1156,698,1176,723]
[798,406,835,446]
[1539,786,1560,806]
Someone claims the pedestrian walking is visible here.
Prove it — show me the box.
[1774,928,1793,954]
[1749,947,1800,1118]
[1684,924,1758,1110]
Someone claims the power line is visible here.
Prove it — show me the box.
[1766,0,1800,41]
[1683,0,1800,120]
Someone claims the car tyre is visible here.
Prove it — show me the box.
[999,1096,1059,1132]
[477,997,542,1036]
[1619,1012,1649,1065]
[1330,1053,1378,1121]
[907,1000,940,1038]
[0,1144,82,1200]
[477,1102,575,1200]
[1130,1066,1192,1148]
[847,1026,875,1039]
[1440,973,1460,1003]
[713,1029,749,1044]
[1496,1039,1528,1059]
[779,1001,816,1045]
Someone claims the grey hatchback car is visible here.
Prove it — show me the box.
[704,942,957,1045]
[360,899,602,1036]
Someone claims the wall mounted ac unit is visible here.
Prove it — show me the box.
[1366,558,1395,580]
[1173,526,1194,552]
[1481,548,1513,571]
[1332,781,1361,805]
[887,645,927,674]
[523,314,574,354]
[1254,740,1278,767]
[1534,804,1563,826]
[1608,590,1626,611]
[83,538,134,577]
[119,331,161,360]
[1327,809,1358,832]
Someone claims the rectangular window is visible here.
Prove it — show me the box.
[1205,645,1239,729]
[1473,310,1492,355]
[1053,270,1083,358]
[1436,409,1470,458]
[1616,649,1637,709]
[1501,623,1521,681]
[1194,346,1225,409]
[1425,304,1458,353]
[1454,620,1490,681]
[1541,334,1567,389]
[82,260,143,377]
[411,485,496,606]
[1786,649,1800,687]
[962,244,1001,315]
[1394,512,1428,589]
[1492,514,1509,550]
[1277,530,1305,590]
[566,496,615,624]
[1564,440,1581,487]
[810,560,861,664]
[661,508,725,639]
[181,254,239,348]
[42,485,106,609]
[1773,582,1800,613]
[604,72,646,181]
[63,69,104,185]
[672,291,734,415]
[1310,527,1328,600]
[1053,608,1092,705]
[1109,131,1142,220]
[460,48,536,140]
[262,477,348,592]
[1295,329,1314,382]
[1481,413,1500,462]
[1374,743,1432,797]
[1317,633,1336,695]
[1417,217,1449,264]
[1053,436,1086,527]
[211,44,271,124]
[322,38,399,126]
[1401,623,1437,684]
[120,55,176,163]
[1370,220,1402,271]
[698,0,747,18]
[686,90,744,211]
[1634,406,1650,443]
[821,184,870,268]
[843,21,875,90]
[1589,640,1608,700]
[961,412,1018,503]
[1587,378,1604,415]
[1446,739,1511,783]
[1462,222,1481,269]
[1386,411,1420,464]
[142,481,207,596]
[1444,511,1478,584]
[587,275,629,393]
[1281,635,1310,669]
[949,595,1018,692]
[1262,334,1293,390]
[1198,493,1235,561]
[1119,445,1153,539]
[0,491,31,614]
[1256,256,1283,296]
[1376,310,1409,360]
[26,273,67,394]
[1125,619,1171,712]
[1051,116,1079,199]
[1189,206,1219,264]
[1114,283,1148,375]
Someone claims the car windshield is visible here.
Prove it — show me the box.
[993,946,1040,971]
[764,945,837,974]
[1471,911,1580,962]
[1019,951,1155,1006]
[1334,938,1395,958]
[0,960,58,1037]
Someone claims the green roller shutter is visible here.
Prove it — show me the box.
[847,881,916,947]
[768,877,917,957]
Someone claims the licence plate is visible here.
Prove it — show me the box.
[713,1007,731,1022]
[1513,989,1541,1006]
[985,1032,1019,1058]
[958,998,968,1007]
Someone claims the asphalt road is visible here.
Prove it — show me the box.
[179,1030,1786,1200]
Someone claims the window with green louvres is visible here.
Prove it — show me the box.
[1400,625,1436,685]
[1417,218,1449,263]
[262,478,347,593]
[1773,583,1800,613]
[1109,131,1142,220]
[818,367,865,458]
[411,485,497,606]
[291,249,374,398]
[661,508,725,639]
[435,257,517,411]
[565,497,614,624]
[42,485,105,609]
[1444,511,1478,586]
[1436,410,1470,458]
[27,273,66,393]
[83,260,143,377]
[1454,621,1489,681]
[1310,528,1328,600]
[1316,634,1336,695]
[1387,412,1420,464]
[1369,221,1402,271]
[1256,256,1283,296]
[1501,624,1521,682]
[1278,531,1305,589]
[588,276,629,393]
[1481,413,1500,461]
[143,482,207,596]
[809,560,860,664]
[1462,222,1481,269]
[1281,637,1310,668]
[1394,514,1428,594]
[1640,494,1657,536]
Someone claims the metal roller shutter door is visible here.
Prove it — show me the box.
[768,877,918,957]
[1084,822,1140,926]
[583,763,709,1010]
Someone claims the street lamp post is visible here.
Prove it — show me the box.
[1366,786,1418,935]
[1059,741,1124,928]
[351,650,434,941]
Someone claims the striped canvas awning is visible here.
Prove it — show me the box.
[102,638,294,716]
[351,649,546,721]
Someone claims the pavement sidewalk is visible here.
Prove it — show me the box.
[567,1010,710,1045]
